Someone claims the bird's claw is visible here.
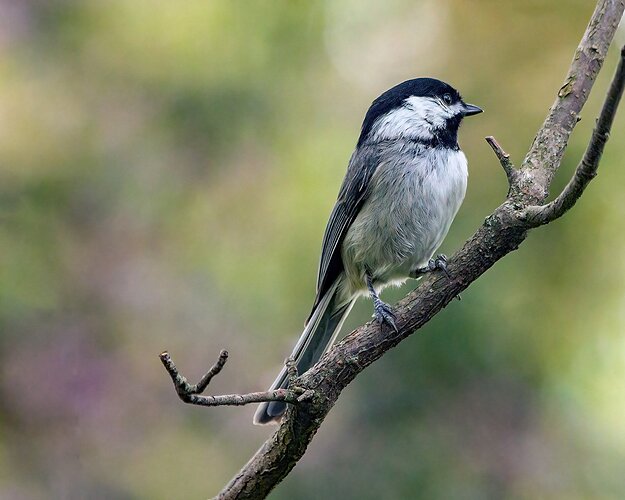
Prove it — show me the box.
[411,254,452,279]
[427,254,451,279]
[373,299,397,332]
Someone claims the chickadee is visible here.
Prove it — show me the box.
[254,78,482,425]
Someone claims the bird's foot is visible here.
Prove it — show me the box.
[365,269,397,332]
[373,298,397,332]
[413,254,451,279]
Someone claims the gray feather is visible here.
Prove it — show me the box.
[253,278,355,425]
[310,146,382,318]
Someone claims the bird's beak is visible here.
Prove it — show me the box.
[462,103,483,116]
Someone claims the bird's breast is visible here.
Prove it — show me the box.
[342,145,467,290]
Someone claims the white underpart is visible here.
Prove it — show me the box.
[370,96,464,142]
[342,144,468,294]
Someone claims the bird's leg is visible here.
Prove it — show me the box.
[411,254,451,279]
[365,271,397,332]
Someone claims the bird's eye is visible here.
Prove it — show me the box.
[443,94,453,105]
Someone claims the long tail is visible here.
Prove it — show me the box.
[253,279,354,425]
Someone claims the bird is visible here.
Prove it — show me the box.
[254,77,482,425]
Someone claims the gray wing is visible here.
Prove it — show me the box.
[308,145,381,319]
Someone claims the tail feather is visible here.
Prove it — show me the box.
[253,280,353,425]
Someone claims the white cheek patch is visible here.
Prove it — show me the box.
[405,95,450,127]
[370,105,434,142]
[370,96,461,143]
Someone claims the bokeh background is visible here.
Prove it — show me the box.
[1,1,624,499]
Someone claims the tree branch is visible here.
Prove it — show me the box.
[517,0,625,204]
[159,2,625,498]
[523,45,625,226]
[485,135,518,190]
[159,351,308,407]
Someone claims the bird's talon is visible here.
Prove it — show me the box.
[373,300,397,331]
[428,254,451,278]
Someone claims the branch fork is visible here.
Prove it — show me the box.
[159,350,309,408]
[485,45,625,228]
[522,44,625,227]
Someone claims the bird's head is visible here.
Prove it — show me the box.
[358,78,482,148]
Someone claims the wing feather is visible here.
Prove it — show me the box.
[308,145,381,317]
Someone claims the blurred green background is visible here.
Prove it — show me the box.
[1,1,624,499]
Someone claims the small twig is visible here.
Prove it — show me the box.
[485,135,517,190]
[524,45,625,226]
[159,351,304,407]
[165,349,229,396]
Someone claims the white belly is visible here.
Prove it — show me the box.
[342,147,467,293]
